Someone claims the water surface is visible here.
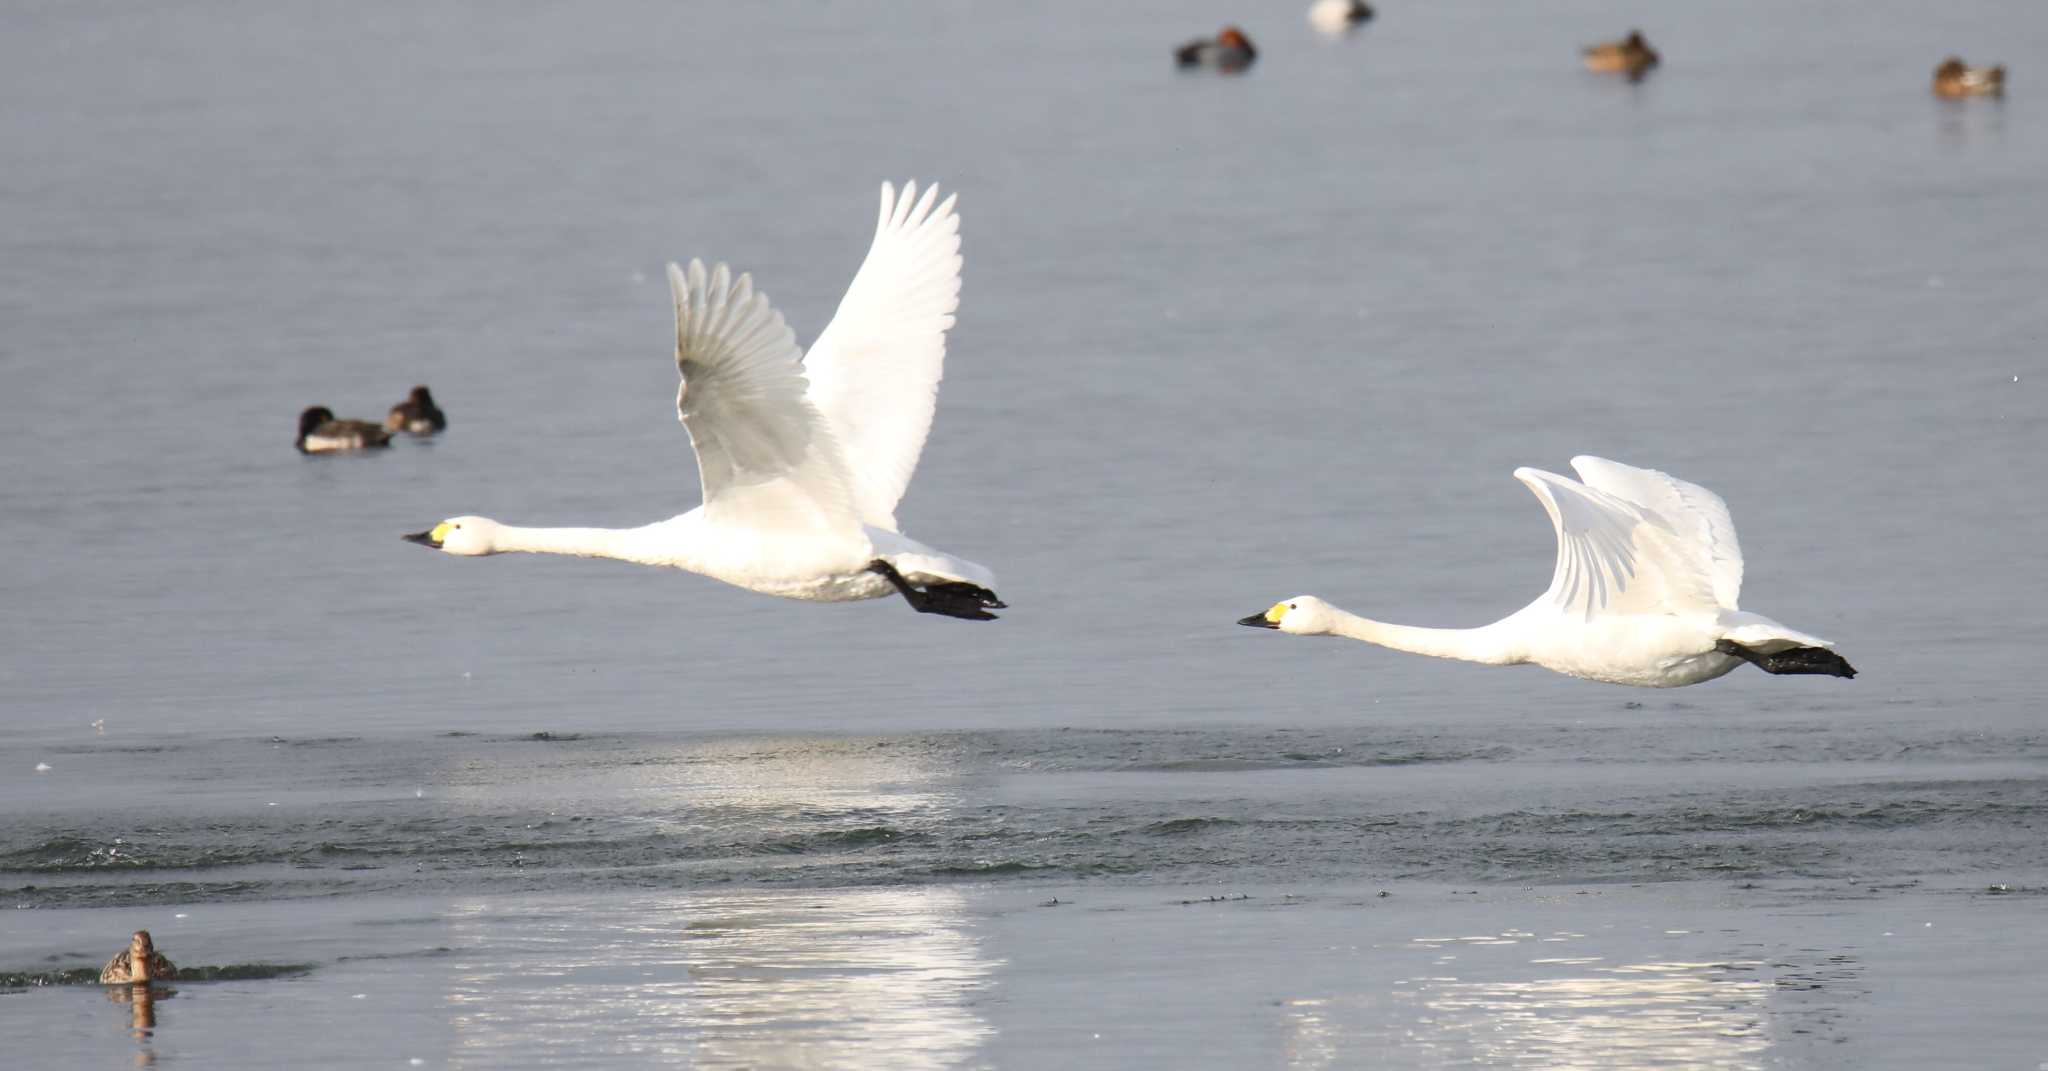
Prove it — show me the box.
[2,1,2045,1066]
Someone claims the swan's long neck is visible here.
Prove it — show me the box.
[1323,607,1523,666]
[488,524,694,570]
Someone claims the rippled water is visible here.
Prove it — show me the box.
[3,0,2046,1066]
[6,727,2047,913]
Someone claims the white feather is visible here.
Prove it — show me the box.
[802,180,963,532]
[1247,457,1847,688]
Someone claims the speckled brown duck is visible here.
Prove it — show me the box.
[100,930,177,984]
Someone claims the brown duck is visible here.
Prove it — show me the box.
[1584,30,1659,82]
[1933,56,2005,98]
[100,930,177,984]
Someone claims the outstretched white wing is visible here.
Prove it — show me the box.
[802,180,963,532]
[1515,466,1715,622]
[670,260,860,542]
[1569,455,1744,610]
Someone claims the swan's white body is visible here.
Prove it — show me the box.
[412,182,997,607]
[1244,457,1847,688]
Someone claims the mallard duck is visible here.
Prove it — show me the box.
[1308,0,1373,35]
[297,406,392,454]
[100,930,177,984]
[385,385,447,435]
[1175,26,1257,73]
[1933,56,2004,98]
[1584,30,1659,82]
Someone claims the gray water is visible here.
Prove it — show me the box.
[3,1,2045,1067]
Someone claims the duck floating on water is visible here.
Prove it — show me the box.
[297,406,392,454]
[1583,30,1659,82]
[1176,26,1257,73]
[1933,56,2004,98]
[100,930,177,984]
[386,385,447,436]
[1308,0,1373,35]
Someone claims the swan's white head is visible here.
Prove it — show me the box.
[1237,596,1338,635]
[403,516,501,555]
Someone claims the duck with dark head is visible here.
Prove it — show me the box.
[386,385,447,435]
[296,406,392,454]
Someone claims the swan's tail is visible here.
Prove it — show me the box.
[1718,611,1833,653]
[1716,611,1855,678]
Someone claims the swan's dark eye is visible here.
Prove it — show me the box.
[1288,603,1297,610]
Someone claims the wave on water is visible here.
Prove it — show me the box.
[5,727,2046,906]
[0,963,314,989]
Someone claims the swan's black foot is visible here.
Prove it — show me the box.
[867,560,1004,621]
[1715,640,1857,679]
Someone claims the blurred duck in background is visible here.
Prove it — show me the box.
[1933,56,2004,98]
[385,385,447,436]
[296,405,391,454]
[1176,26,1257,73]
[1308,0,1373,36]
[1583,30,1659,82]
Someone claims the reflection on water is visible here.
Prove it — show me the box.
[439,737,994,1068]
[442,889,995,1069]
[103,983,170,1066]
[1284,933,1782,1070]
[1404,961,1771,1069]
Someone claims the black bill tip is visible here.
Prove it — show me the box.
[1237,612,1279,629]
[402,529,442,548]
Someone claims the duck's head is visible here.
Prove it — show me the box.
[1935,56,1966,77]
[1218,26,1253,49]
[130,930,154,955]
[403,516,500,555]
[410,385,436,406]
[298,406,334,437]
[1237,595,1337,635]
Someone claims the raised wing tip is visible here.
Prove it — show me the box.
[880,179,954,222]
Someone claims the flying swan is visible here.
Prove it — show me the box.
[404,181,1005,620]
[1239,456,1855,686]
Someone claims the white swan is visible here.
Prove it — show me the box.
[405,181,1005,620]
[1239,456,1855,687]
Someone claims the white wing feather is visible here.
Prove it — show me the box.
[802,180,964,532]
[669,260,861,542]
[1569,455,1744,610]
[1515,467,1713,622]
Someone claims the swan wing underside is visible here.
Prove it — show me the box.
[1515,467,1695,621]
[1570,455,1743,609]
[801,181,963,532]
[669,260,861,543]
